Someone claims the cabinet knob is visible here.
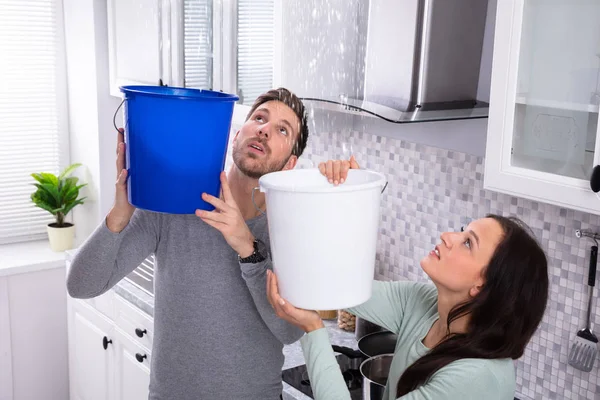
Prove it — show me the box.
[135,328,147,338]
[135,353,147,363]
[102,336,112,350]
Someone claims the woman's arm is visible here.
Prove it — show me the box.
[347,280,432,334]
[299,329,352,400]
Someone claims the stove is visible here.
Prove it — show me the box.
[282,346,365,400]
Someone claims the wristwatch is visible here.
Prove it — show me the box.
[238,239,267,264]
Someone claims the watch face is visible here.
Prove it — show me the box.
[256,239,269,258]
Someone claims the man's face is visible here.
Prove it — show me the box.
[232,100,300,179]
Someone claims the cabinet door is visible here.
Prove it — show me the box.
[68,299,115,400]
[485,0,600,214]
[107,0,165,96]
[113,328,151,400]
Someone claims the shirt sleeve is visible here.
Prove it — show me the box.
[300,328,352,400]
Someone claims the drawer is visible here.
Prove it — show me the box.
[82,289,115,321]
[114,295,153,351]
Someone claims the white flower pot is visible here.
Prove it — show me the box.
[47,223,75,252]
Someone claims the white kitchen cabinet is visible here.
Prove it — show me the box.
[107,0,183,96]
[68,300,115,400]
[0,265,69,400]
[114,328,151,400]
[485,0,600,214]
[67,283,154,400]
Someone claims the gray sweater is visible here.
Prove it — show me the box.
[67,209,303,400]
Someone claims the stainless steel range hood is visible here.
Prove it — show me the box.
[363,0,490,113]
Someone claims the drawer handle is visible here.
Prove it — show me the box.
[102,336,112,350]
[135,353,147,363]
[135,328,147,338]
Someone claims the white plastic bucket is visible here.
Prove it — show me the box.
[259,169,386,310]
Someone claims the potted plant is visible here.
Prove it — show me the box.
[30,163,87,252]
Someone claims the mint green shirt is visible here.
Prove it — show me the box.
[300,281,516,400]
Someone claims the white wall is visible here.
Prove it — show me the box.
[63,0,121,244]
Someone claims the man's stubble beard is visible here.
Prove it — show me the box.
[232,142,291,180]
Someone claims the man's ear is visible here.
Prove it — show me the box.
[232,130,240,143]
[283,155,298,171]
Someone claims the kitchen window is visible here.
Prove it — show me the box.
[0,0,70,244]
[182,0,279,106]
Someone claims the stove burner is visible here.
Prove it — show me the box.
[282,353,364,400]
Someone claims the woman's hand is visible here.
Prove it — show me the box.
[266,270,324,333]
[318,155,360,185]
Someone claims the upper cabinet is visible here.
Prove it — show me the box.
[107,0,172,96]
[485,0,600,214]
[107,0,275,105]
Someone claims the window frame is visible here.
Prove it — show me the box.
[0,0,72,245]
[174,0,282,122]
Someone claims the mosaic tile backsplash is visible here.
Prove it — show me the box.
[297,129,600,400]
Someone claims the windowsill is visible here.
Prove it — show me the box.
[0,240,67,277]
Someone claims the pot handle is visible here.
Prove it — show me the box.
[332,345,363,359]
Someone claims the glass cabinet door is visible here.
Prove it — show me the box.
[510,0,600,180]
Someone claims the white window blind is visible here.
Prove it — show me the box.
[183,0,213,89]
[237,0,275,105]
[0,0,67,244]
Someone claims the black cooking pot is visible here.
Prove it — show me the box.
[358,331,397,358]
[355,317,386,340]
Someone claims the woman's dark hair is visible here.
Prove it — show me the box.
[246,87,309,158]
[396,214,549,396]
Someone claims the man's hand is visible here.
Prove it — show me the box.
[318,155,360,185]
[106,128,136,233]
[195,172,255,258]
[266,270,324,333]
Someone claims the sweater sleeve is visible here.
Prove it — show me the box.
[300,328,352,400]
[239,258,304,345]
[346,280,433,334]
[66,209,160,299]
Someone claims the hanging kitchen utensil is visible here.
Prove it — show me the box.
[568,245,599,372]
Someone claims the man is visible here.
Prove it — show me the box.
[67,88,356,400]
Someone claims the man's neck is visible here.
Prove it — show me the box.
[227,166,266,221]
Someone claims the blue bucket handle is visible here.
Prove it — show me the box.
[113,98,125,134]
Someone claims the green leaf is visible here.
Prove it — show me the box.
[31,193,58,215]
[62,198,86,216]
[31,172,58,186]
[59,163,82,180]
[32,184,59,209]
[35,183,61,207]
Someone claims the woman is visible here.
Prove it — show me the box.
[267,214,549,399]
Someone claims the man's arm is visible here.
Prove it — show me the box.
[67,209,160,299]
[239,258,304,344]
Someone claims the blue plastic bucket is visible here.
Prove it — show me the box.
[119,86,239,214]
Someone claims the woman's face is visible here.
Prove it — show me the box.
[420,217,505,299]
